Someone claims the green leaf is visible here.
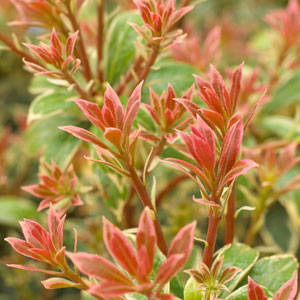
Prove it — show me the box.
[265,202,292,252]
[184,277,203,300]
[104,11,143,85]
[26,116,82,170]
[126,293,147,300]
[227,284,273,300]
[0,197,39,227]
[28,90,76,123]
[134,106,156,132]
[145,62,197,96]
[81,291,97,300]
[260,116,300,139]
[248,254,299,294]
[264,71,300,113]
[216,243,259,294]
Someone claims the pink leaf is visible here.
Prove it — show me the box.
[105,83,124,128]
[274,272,298,300]
[155,254,185,286]
[66,31,79,57]
[104,127,122,150]
[6,264,62,276]
[247,277,268,300]
[50,28,63,56]
[168,6,194,30]
[4,238,41,261]
[124,81,143,138]
[229,62,244,114]
[163,158,212,193]
[220,159,258,188]
[74,99,105,130]
[59,126,109,150]
[168,221,196,259]
[244,89,267,131]
[42,277,80,289]
[193,197,221,208]
[218,118,243,179]
[88,281,136,298]
[136,209,157,280]
[103,217,139,278]
[67,252,133,285]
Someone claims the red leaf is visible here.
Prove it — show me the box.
[229,62,244,114]
[168,6,194,30]
[244,89,267,131]
[247,277,267,300]
[136,209,157,280]
[74,99,105,130]
[88,281,136,298]
[66,31,78,57]
[4,238,41,261]
[42,277,80,289]
[124,81,143,137]
[6,264,62,276]
[105,83,124,129]
[200,109,225,134]
[274,272,298,300]
[168,221,196,259]
[218,118,243,179]
[104,127,122,150]
[67,252,133,285]
[103,217,139,278]
[163,158,212,193]
[193,197,221,208]
[59,126,109,150]
[155,254,184,286]
[48,205,65,250]
[220,159,258,188]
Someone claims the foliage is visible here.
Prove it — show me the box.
[0,0,299,300]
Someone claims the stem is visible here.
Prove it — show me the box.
[117,55,144,95]
[124,161,168,255]
[203,207,220,267]
[0,31,44,66]
[156,174,188,208]
[145,136,166,175]
[66,4,93,82]
[62,70,91,100]
[180,0,191,7]
[97,0,104,83]
[122,186,136,228]
[224,182,236,245]
[131,44,160,94]
[245,185,272,245]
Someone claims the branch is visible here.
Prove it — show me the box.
[66,4,93,83]
[117,55,144,95]
[0,31,44,67]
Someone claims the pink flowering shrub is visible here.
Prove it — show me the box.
[0,0,299,299]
